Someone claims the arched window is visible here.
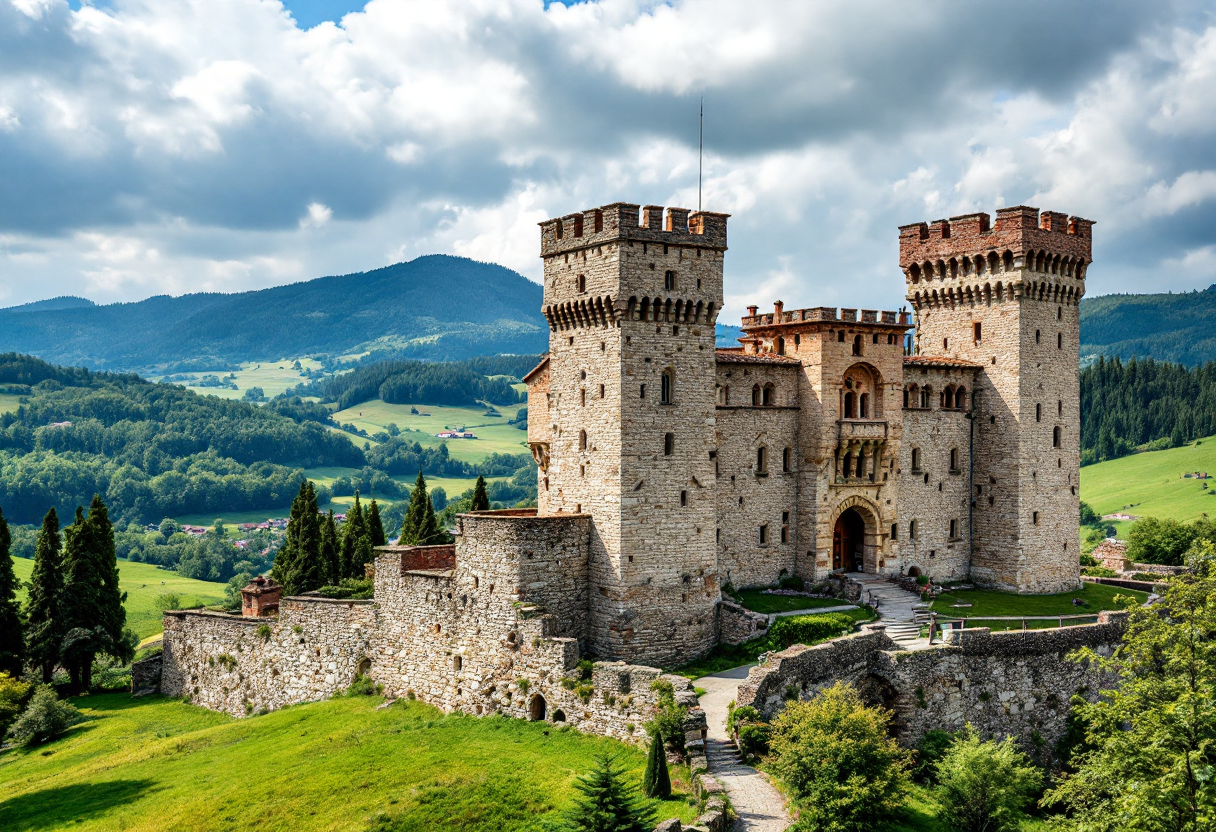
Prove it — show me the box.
[756,446,767,474]
[852,334,863,356]
[782,447,791,472]
[909,519,917,539]
[752,384,762,406]
[660,368,674,404]
[943,387,955,409]
[920,386,932,409]
[579,430,587,451]
[859,393,869,418]
[956,386,967,410]
[762,383,775,406]
[842,453,853,478]
[911,447,921,472]
[1053,426,1061,448]
[844,391,855,419]
[838,331,845,343]
[664,270,676,291]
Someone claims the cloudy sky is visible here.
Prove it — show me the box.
[2,0,1215,319]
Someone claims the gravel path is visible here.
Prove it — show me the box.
[694,666,792,832]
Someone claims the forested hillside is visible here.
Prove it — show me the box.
[1079,285,1216,367]
[0,255,546,371]
[1080,355,1216,464]
[298,355,538,410]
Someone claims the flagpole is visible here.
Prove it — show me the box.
[698,97,703,213]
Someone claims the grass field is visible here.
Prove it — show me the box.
[162,357,324,401]
[0,694,700,832]
[0,393,23,414]
[330,400,530,463]
[9,557,226,639]
[930,582,1147,630]
[1080,435,1216,536]
[735,590,852,615]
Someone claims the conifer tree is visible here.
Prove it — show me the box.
[0,506,24,679]
[563,753,656,832]
[320,510,340,587]
[400,473,447,546]
[472,475,490,512]
[25,508,63,683]
[341,493,369,579]
[366,499,386,548]
[273,481,323,594]
[642,731,672,800]
[60,497,130,691]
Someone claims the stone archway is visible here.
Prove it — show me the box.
[528,693,546,722]
[828,497,883,574]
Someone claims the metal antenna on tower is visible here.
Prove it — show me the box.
[698,97,704,212]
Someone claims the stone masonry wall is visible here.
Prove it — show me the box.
[898,363,977,581]
[737,612,1126,761]
[161,597,376,717]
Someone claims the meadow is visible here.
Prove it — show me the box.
[0,694,700,832]
[930,582,1146,630]
[162,357,325,401]
[329,399,530,463]
[9,556,227,639]
[0,392,22,414]
[1080,434,1216,536]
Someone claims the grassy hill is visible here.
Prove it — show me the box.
[0,694,699,832]
[1079,434,1216,536]
[0,255,547,372]
[9,557,226,639]
[1080,285,1216,367]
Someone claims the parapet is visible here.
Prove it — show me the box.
[741,303,909,330]
[898,206,1094,271]
[376,544,456,575]
[539,203,729,257]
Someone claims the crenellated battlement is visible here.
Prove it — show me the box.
[539,202,729,257]
[899,206,1093,282]
[741,303,910,330]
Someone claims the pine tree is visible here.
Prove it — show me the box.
[0,506,24,679]
[271,483,304,588]
[400,472,429,546]
[472,475,490,512]
[320,510,340,586]
[25,508,63,683]
[274,481,323,594]
[642,731,671,799]
[341,493,371,579]
[366,500,386,547]
[563,753,656,832]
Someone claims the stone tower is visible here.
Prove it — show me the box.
[900,207,1092,593]
[534,203,729,665]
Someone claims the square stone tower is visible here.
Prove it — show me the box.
[534,203,729,665]
[901,207,1092,593]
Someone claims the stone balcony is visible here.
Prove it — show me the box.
[837,419,889,441]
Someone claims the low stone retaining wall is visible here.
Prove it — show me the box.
[131,652,163,694]
[737,612,1128,765]
[717,599,769,645]
[1083,575,1162,592]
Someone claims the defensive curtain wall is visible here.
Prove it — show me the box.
[736,611,1127,764]
[161,509,702,747]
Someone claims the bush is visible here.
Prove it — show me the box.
[767,682,912,832]
[736,722,771,763]
[764,613,856,652]
[0,672,32,739]
[644,680,688,756]
[155,592,182,612]
[1081,566,1117,578]
[913,729,956,783]
[6,685,83,746]
[315,578,374,600]
[934,728,1042,832]
[778,574,805,591]
[347,674,382,697]
[1079,553,1098,567]
[1130,572,1170,583]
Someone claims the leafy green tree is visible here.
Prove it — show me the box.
[1125,516,1200,565]
[159,517,182,538]
[400,472,446,546]
[6,684,82,746]
[0,505,24,678]
[366,499,386,547]
[472,475,490,512]
[0,671,31,739]
[320,510,340,586]
[934,727,1042,832]
[767,682,912,832]
[24,508,65,677]
[563,753,656,832]
[1079,501,1099,527]
[1043,540,1216,831]
[642,731,671,799]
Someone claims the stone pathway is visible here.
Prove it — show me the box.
[851,574,932,650]
[694,666,792,832]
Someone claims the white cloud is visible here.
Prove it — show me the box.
[300,202,333,229]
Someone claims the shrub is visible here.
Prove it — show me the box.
[1079,553,1098,567]
[0,672,32,739]
[935,728,1042,832]
[563,753,655,832]
[764,613,855,651]
[642,731,671,799]
[645,680,688,756]
[916,575,930,586]
[314,578,374,600]
[736,722,771,762]
[913,729,956,783]
[154,592,182,612]
[347,673,382,697]
[6,685,83,746]
[778,574,805,591]
[1081,566,1117,578]
[767,682,912,832]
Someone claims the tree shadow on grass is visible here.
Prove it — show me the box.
[0,779,158,831]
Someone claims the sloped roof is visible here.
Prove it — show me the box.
[903,355,982,370]
[715,349,801,366]
[522,354,550,384]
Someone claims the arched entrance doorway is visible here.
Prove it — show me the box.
[528,694,546,721]
[833,508,867,572]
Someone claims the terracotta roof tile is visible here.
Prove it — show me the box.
[903,355,982,370]
[715,349,800,366]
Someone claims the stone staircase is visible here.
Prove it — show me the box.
[850,574,933,650]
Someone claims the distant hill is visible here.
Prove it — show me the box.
[0,255,546,371]
[2,295,96,313]
[1080,285,1216,367]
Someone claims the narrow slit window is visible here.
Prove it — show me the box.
[663,432,674,456]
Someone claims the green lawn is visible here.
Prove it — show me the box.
[10,557,227,639]
[0,393,23,414]
[930,582,1146,631]
[0,694,700,832]
[1080,435,1216,533]
[330,400,530,464]
[158,357,324,401]
[735,590,853,615]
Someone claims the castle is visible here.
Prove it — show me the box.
[161,201,1091,739]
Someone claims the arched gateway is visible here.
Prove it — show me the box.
[830,498,881,574]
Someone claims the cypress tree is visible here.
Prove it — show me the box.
[342,493,368,578]
[642,731,672,799]
[60,497,129,692]
[271,483,306,588]
[367,499,386,547]
[320,510,340,587]
[563,753,656,832]
[420,490,445,545]
[59,506,94,691]
[0,506,24,679]
[293,482,325,593]
[399,472,429,546]
[25,508,63,683]
[472,475,490,512]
